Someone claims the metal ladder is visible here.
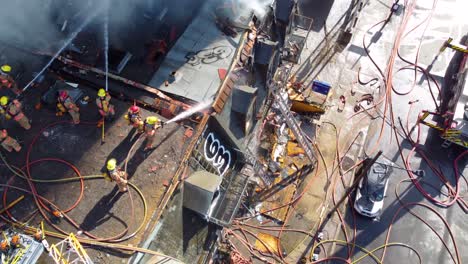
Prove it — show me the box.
[273,92,317,164]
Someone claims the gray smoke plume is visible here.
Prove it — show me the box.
[0,0,163,51]
[235,0,273,17]
[0,0,272,60]
[0,0,62,51]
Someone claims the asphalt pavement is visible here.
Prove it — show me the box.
[330,0,468,263]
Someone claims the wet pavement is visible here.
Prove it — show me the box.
[0,43,193,263]
[323,0,468,263]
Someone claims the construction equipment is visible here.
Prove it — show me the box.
[49,233,93,264]
[418,110,468,148]
[288,79,332,114]
[440,37,468,54]
[419,34,468,148]
[273,92,317,164]
[268,64,317,164]
[0,229,43,264]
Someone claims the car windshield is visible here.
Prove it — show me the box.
[362,162,389,201]
[371,188,385,202]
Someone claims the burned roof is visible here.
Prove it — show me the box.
[148,0,244,102]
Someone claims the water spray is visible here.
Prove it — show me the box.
[21,4,104,93]
[104,10,109,92]
[102,2,110,144]
[165,99,213,124]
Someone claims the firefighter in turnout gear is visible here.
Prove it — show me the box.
[105,158,128,192]
[96,88,115,120]
[0,96,31,130]
[0,129,21,152]
[124,105,143,131]
[143,116,163,150]
[57,90,80,124]
[0,65,21,95]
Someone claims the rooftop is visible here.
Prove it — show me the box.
[148,0,243,102]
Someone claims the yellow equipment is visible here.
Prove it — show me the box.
[10,244,31,264]
[97,88,106,97]
[0,96,9,106]
[440,37,468,54]
[1,65,11,73]
[49,233,92,264]
[419,111,468,149]
[107,158,117,171]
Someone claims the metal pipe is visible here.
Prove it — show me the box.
[0,195,25,214]
[56,56,178,103]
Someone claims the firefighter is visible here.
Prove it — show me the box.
[0,65,21,95]
[143,116,163,150]
[96,88,115,121]
[124,105,143,131]
[0,96,31,130]
[33,222,45,242]
[57,90,80,124]
[0,238,9,253]
[33,228,44,242]
[10,234,20,248]
[0,129,21,152]
[105,158,128,192]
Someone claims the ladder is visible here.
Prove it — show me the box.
[49,233,93,264]
[273,92,317,164]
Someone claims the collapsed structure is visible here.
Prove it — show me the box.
[0,0,331,263]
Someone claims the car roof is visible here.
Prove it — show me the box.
[365,162,388,193]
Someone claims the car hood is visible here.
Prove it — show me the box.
[355,191,382,215]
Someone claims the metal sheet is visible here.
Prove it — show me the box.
[183,170,222,216]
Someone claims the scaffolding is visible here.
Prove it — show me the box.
[49,233,93,264]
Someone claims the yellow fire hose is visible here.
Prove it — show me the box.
[0,195,24,214]
[101,117,106,143]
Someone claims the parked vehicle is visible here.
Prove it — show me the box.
[354,159,391,218]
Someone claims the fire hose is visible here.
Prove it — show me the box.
[0,119,184,261]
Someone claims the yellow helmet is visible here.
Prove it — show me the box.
[97,88,106,97]
[1,65,11,73]
[0,96,9,106]
[146,116,159,125]
[106,158,117,170]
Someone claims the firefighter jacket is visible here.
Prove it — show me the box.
[0,100,24,121]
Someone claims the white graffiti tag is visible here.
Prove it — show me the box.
[203,132,232,176]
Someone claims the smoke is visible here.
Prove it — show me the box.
[0,0,61,51]
[0,0,272,66]
[0,0,165,52]
[235,0,273,18]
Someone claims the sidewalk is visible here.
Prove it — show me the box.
[282,0,404,261]
[310,0,406,260]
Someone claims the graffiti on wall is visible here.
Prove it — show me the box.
[185,46,233,66]
[203,132,232,177]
